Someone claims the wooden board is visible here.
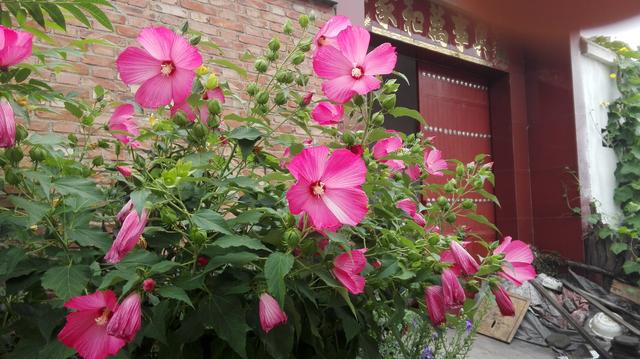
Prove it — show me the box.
[610,280,640,305]
[476,293,530,343]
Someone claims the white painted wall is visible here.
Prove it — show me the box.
[572,37,623,226]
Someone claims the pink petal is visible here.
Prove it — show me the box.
[171,101,198,122]
[350,75,381,95]
[64,290,118,311]
[450,241,479,275]
[314,16,352,45]
[396,198,418,217]
[0,28,33,66]
[412,213,427,227]
[137,27,175,61]
[171,34,203,69]
[384,159,405,172]
[107,293,142,342]
[286,180,341,230]
[171,68,196,105]
[425,286,446,326]
[0,100,16,148]
[321,187,368,226]
[311,102,344,125]
[503,240,534,264]
[336,26,370,65]
[364,43,397,75]
[135,74,173,109]
[499,262,537,286]
[492,286,515,316]
[321,149,366,188]
[332,267,366,294]
[287,146,329,183]
[406,165,421,180]
[259,293,288,333]
[58,310,126,359]
[313,45,353,79]
[205,87,226,103]
[372,136,402,159]
[494,236,512,255]
[321,76,357,103]
[116,200,134,223]
[116,166,132,178]
[442,269,465,307]
[116,47,161,85]
[333,249,368,274]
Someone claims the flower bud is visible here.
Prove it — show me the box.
[68,133,78,145]
[254,58,269,73]
[266,49,279,62]
[295,74,309,86]
[381,95,396,111]
[208,99,222,115]
[462,199,474,209]
[256,91,269,105]
[143,278,156,292]
[247,83,259,96]
[4,168,20,185]
[205,74,219,89]
[195,65,209,76]
[372,112,385,126]
[291,51,305,65]
[283,20,293,35]
[160,206,178,225]
[274,91,287,106]
[197,255,209,266]
[92,156,104,167]
[298,14,310,28]
[15,124,28,143]
[192,122,207,140]
[268,38,281,52]
[445,213,456,224]
[284,228,301,248]
[5,147,23,164]
[107,293,142,341]
[456,164,465,177]
[29,146,46,162]
[353,95,364,106]
[298,38,312,52]
[342,131,355,145]
[174,111,188,127]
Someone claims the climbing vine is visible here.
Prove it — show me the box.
[593,36,640,278]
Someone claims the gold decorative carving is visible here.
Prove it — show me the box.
[401,0,424,36]
[427,3,448,47]
[473,24,488,58]
[452,14,469,52]
[374,0,397,30]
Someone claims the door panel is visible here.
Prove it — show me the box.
[418,62,495,242]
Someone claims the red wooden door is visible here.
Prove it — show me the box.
[417,62,496,242]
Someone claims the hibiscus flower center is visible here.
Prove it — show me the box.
[317,35,327,46]
[310,181,325,196]
[160,61,175,76]
[351,66,364,79]
[94,308,111,326]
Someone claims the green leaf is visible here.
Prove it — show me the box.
[388,106,426,125]
[229,209,264,226]
[130,189,150,215]
[201,295,250,358]
[623,260,640,275]
[75,2,113,30]
[68,227,111,251]
[213,235,270,251]
[38,339,75,359]
[59,4,91,27]
[157,286,193,307]
[53,177,101,200]
[27,133,68,146]
[210,58,248,78]
[150,260,180,274]
[610,242,629,254]
[64,102,83,118]
[228,126,263,140]
[465,213,500,233]
[192,209,232,234]
[204,251,259,271]
[264,252,294,305]
[9,196,48,226]
[41,4,66,30]
[41,265,90,300]
[23,2,45,27]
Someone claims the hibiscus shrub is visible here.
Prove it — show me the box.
[0,9,536,359]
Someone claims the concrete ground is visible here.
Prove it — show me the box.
[468,336,557,359]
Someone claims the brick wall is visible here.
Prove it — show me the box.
[29,0,336,152]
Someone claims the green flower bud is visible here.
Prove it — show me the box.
[284,228,302,248]
[265,49,279,62]
[15,124,28,142]
[383,81,400,94]
[97,139,109,149]
[456,164,465,177]
[189,227,207,245]
[472,178,484,190]
[174,111,189,127]
[247,82,259,96]
[462,199,474,210]
[308,11,316,22]
[291,51,305,65]
[192,122,207,139]
[268,38,281,52]
[295,74,309,86]
[372,112,385,127]
[254,58,268,73]
[275,70,289,84]
[208,99,222,115]
[437,196,449,208]
[205,74,219,89]
[92,155,104,167]
[255,104,269,115]
[160,206,178,225]
[299,38,312,52]
[28,146,46,162]
[4,168,21,185]
[342,131,355,145]
[274,91,287,106]
[5,147,23,164]
[381,95,396,111]
[445,213,457,224]
[443,181,455,193]
[283,20,293,35]
[68,133,78,145]
[189,35,201,45]
[298,14,310,28]
[353,95,364,106]
[256,91,269,105]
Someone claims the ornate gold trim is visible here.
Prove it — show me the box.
[371,25,503,70]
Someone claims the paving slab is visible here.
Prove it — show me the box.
[468,336,557,359]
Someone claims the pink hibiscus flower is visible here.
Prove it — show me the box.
[57,290,126,359]
[171,87,225,123]
[115,166,132,178]
[424,285,446,327]
[106,293,142,342]
[450,241,480,275]
[424,149,447,176]
[259,293,288,333]
[286,146,368,230]
[395,198,426,226]
[372,132,405,170]
[313,16,351,51]
[0,26,33,67]
[313,26,397,103]
[108,104,140,148]
[143,278,156,292]
[494,236,536,286]
[116,26,202,109]
[406,164,421,181]
[105,202,149,264]
[0,100,16,148]
[332,248,368,294]
[311,102,344,125]
[441,269,465,308]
